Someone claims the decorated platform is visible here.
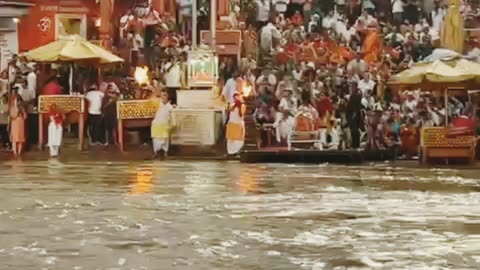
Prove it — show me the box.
[116,92,223,152]
[240,149,365,164]
[420,127,476,164]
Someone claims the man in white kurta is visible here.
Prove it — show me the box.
[47,105,63,157]
[226,94,246,155]
[274,111,295,145]
[151,93,175,157]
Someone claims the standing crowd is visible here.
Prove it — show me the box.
[220,0,476,157]
[1,0,478,159]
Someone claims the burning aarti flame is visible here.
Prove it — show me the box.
[134,66,149,85]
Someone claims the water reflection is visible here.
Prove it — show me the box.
[129,166,153,195]
[238,169,259,193]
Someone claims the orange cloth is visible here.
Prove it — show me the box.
[276,51,289,64]
[277,43,300,64]
[226,122,245,141]
[316,51,329,65]
[363,30,382,65]
[313,40,329,49]
[338,46,355,62]
[329,45,351,65]
[10,116,25,143]
[295,115,315,131]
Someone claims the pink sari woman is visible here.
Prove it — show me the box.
[9,87,26,157]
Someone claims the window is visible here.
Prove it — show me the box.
[55,14,87,39]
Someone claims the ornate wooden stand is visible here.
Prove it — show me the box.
[117,100,159,152]
[38,95,85,150]
[420,127,476,164]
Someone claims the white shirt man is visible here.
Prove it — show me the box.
[274,0,289,13]
[355,13,377,30]
[26,70,37,102]
[256,0,271,23]
[275,78,294,100]
[256,73,277,87]
[8,63,16,84]
[392,0,404,13]
[222,77,237,104]
[177,0,193,17]
[274,113,295,143]
[164,61,182,88]
[431,8,445,33]
[15,83,30,103]
[322,12,337,29]
[358,76,376,96]
[100,81,120,94]
[278,95,298,116]
[85,89,104,115]
[240,58,257,72]
[347,58,368,74]
[385,32,405,43]
[260,23,282,53]
[361,93,375,109]
[127,32,143,51]
[119,14,133,39]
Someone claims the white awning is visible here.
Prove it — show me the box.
[0,6,30,17]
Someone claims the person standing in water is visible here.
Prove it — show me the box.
[151,92,174,158]
[226,93,246,156]
[47,104,64,157]
[9,86,26,157]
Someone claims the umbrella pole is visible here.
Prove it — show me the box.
[69,63,73,94]
[444,88,448,125]
[98,67,102,86]
[192,0,197,48]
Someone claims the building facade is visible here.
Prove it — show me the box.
[17,0,99,52]
[0,0,33,70]
[14,0,231,54]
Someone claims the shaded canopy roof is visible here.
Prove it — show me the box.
[389,49,480,90]
[21,34,124,64]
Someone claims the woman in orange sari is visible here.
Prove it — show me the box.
[9,87,26,157]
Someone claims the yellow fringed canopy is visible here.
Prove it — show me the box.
[21,35,124,64]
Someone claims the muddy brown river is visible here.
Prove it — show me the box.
[1,160,480,269]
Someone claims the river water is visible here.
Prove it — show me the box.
[1,160,480,270]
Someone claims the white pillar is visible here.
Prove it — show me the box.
[210,0,216,49]
[192,0,197,48]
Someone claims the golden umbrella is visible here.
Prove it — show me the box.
[390,56,480,124]
[391,58,480,85]
[21,34,124,64]
[440,0,464,53]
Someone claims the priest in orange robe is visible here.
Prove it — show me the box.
[363,25,382,66]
